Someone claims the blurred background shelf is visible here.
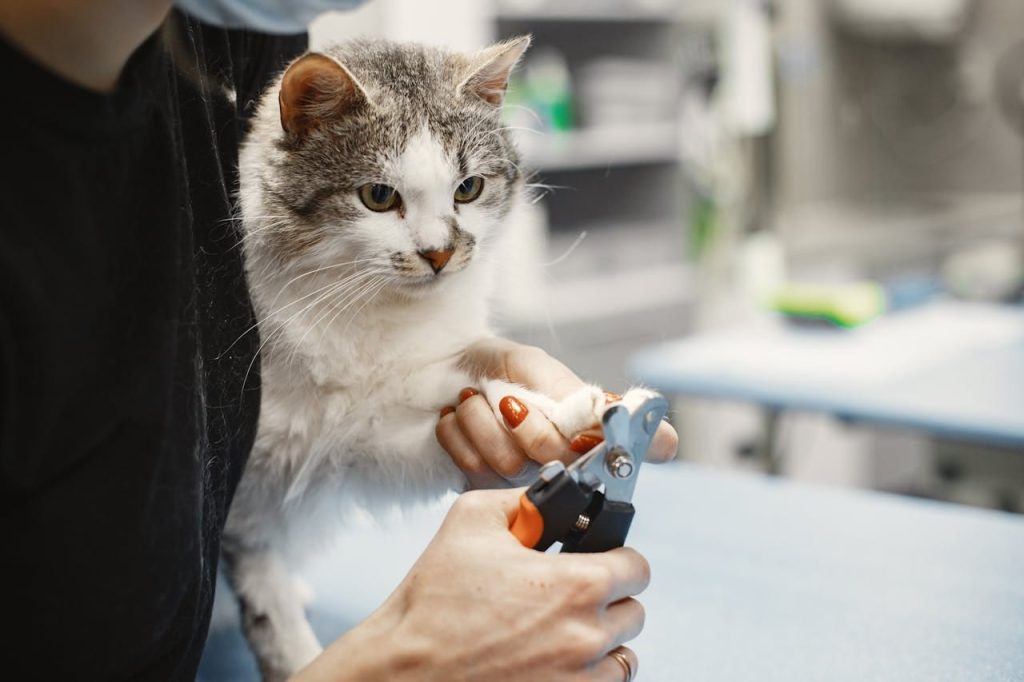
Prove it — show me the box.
[494,0,718,25]
[515,122,681,171]
[541,261,694,324]
[496,8,676,23]
[494,0,696,339]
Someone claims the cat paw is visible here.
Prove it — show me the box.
[618,386,661,413]
[549,386,661,440]
[481,379,659,443]
[548,384,606,439]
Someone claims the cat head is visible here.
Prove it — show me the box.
[241,37,530,302]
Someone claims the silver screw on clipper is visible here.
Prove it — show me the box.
[606,449,635,479]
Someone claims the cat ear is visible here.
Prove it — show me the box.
[458,35,531,107]
[279,53,370,137]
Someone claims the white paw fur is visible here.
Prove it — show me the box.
[481,381,657,441]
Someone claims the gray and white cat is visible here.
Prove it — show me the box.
[227,37,643,680]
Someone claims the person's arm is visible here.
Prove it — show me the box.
[438,338,679,482]
[0,0,171,92]
[294,488,645,682]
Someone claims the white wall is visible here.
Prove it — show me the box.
[311,0,493,51]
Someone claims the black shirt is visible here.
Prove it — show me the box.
[0,13,305,679]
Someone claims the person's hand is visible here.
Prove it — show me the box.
[294,488,648,681]
[437,338,678,485]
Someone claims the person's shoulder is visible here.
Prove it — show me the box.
[0,32,164,140]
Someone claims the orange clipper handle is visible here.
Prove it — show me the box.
[510,464,592,552]
[510,493,545,548]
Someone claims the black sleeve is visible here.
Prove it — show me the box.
[0,15,305,680]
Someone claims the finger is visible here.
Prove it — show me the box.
[497,394,575,465]
[461,339,584,400]
[446,487,528,533]
[589,646,638,682]
[647,420,679,463]
[455,392,531,479]
[603,599,646,651]
[602,549,652,603]
[505,349,583,401]
[569,414,678,463]
[436,408,506,489]
[588,547,652,603]
[436,407,485,474]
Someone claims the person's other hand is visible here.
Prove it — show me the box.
[437,338,678,486]
[296,488,648,681]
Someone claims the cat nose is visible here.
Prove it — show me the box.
[418,248,454,274]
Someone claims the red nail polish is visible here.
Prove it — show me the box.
[570,433,603,453]
[439,406,456,418]
[458,388,479,403]
[499,396,528,428]
[604,391,623,404]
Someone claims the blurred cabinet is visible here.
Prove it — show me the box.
[773,0,1024,280]
[492,1,718,325]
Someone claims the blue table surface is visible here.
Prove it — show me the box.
[200,464,1024,681]
[628,311,1024,448]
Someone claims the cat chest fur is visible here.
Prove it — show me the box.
[251,275,489,484]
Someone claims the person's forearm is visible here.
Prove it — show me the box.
[0,0,171,92]
[290,602,425,682]
[287,489,647,682]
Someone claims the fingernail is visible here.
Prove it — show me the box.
[499,396,528,428]
[439,406,456,418]
[458,388,479,403]
[570,433,603,453]
[604,391,623,403]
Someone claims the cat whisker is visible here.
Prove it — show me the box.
[502,156,526,177]
[524,181,568,203]
[217,214,300,253]
[277,258,379,290]
[481,125,544,146]
[259,258,380,315]
[524,181,569,192]
[224,213,293,223]
[241,220,323,243]
[219,268,373,358]
[241,219,296,234]
[337,277,391,338]
[501,103,544,127]
[290,270,381,332]
[265,268,372,320]
[540,231,587,267]
[238,270,378,395]
[295,273,389,360]
[234,276,342,378]
[491,125,544,136]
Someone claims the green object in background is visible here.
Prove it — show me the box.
[506,49,575,133]
[505,72,574,133]
[689,193,717,259]
[546,93,573,132]
[769,281,886,328]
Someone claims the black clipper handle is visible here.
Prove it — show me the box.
[561,492,635,553]
[510,471,635,553]
[511,469,591,551]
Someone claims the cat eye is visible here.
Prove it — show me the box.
[358,183,402,212]
[454,176,484,204]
